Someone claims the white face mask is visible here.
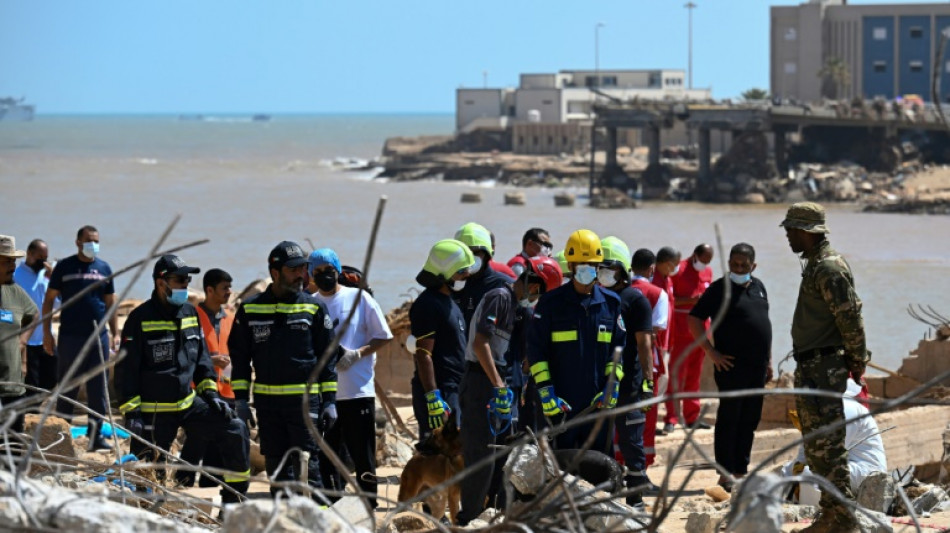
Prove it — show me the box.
[574,264,597,285]
[449,279,467,292]
[518,297,537,310]
[693,259,707,272]
[671,264,680,276]
[81,241,99,259]
[470,256,483,274]
[596,269,617,287]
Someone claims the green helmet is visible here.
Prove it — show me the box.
[600,236,631,272]
[421,239,475,279]
[554,249,569,274]
[454,222,493,256]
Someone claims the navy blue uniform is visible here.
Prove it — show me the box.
[526,283,625,451]
[451,266,512,334]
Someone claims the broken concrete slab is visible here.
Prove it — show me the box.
[329,495,373,531]
[222,495,372,533]
[857,471,897,514]
[912,486,949,514]
[723,474,785,533]
[685,510,727,533]
[854,509,894,533]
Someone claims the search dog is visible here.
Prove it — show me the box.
[398,413,463,524]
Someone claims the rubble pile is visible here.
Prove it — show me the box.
[702,132,781,203]
[589,187,638,209]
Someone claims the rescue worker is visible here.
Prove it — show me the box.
[666,243,714,431]
[554,250,571,283]
[452,222,515,329]
[117,255,249,504]
[782,202,868,533]
[457,256,562,525]
[229,241,338,497]
[630,248,668,482]
[309,248,393,508]
[651,246,679,434]
[596,237,654,509]
[507,228,553,277]
[488,231,517,279]
[409,239,474,441]
[178,268,236,488]
[526,229,625,452]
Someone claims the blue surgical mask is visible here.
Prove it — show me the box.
[81,241,99,260]
[168,288,189,306]
[574,264,597,285]
[729,272,751,285]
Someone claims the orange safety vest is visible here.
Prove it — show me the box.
[196,306,235,399]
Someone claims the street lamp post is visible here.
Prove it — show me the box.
[685,2,697,90]
[595,22,605,88]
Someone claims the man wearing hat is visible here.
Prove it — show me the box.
[0,235,39,432]
[781,202,868,533]
[117,254,250,505]
[229,241,338,497]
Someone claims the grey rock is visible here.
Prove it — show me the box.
[685,511,727,533]
[782,505,818,522]
[0,497,29,525]
[912,486,949,514]
[222,496,372,533]
[857,471,896,514]
[331,496,374,531]
[854,509,893,533]
[723,473,784,533]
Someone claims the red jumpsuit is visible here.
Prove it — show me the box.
[632,278,665,467]
[665,260,712,425]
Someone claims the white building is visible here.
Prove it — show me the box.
[456,69,712,132]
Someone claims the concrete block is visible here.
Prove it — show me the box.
[865,376,885,399]
[883,375,920,398]
[854,509,893,533]
[685,511,726,533]
[912,486,949,514]
[222,495,371,533]
[330,496,373,531]
[856,471,896,513]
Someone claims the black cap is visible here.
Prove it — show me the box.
[153,254,200,279]
[268,241,308,269]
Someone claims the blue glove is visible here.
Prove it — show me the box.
[537,385,571,417]
[425,389,451,429]
[593,363,624,409]
[321,403,338,432]
[487,387,514,420]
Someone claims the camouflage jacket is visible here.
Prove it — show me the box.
[791,240,868,367]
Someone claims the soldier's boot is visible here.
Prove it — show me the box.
[796,511,859,533]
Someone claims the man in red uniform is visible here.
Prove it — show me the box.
[506,228,553,277]
[665,243,713,432]
[631,249,668,471]
[651,246,679,433]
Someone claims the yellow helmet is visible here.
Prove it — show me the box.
[564,229,603,263]
[421,239,475,279]
[454,222,493,256]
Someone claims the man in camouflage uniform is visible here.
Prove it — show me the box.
[782,202,868,533]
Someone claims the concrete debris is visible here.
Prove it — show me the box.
[376,430,415,467]
[856,471,897,514]
[782,505,818,522]
[684,511,727,533]
[912,486,949,514]
[589,187,637,209]
[330,496,374,531]
[221,495,371,533]
[460,192,482,204]
[0,469,204,533]
[722,474,785,533]
[23,414,75,468]
[504,191,526,205]
[854,509,894,533]
[389,513,433,532]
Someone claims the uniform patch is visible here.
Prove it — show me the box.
[252,325,271,343]
[487,314,497,324]
[151,342,173,363]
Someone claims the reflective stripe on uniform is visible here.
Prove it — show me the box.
[597,331,612,343]
[142,320,176,332]
[244,303,319,315]
[140,391,196,413]
[180,316,198,329]
[530,361,551,383]
[252,383,320,395]
[195,378,218,394]
[231,379,250,391]
[120,396,141,414]
[551,330,578,342]
[223,469,251,483]
[319,381,337,393]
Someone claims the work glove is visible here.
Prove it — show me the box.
[487,387,514,436]
[336,348,361,371]
[639,379,655,413]
[425,389,451,429]
[321,403,338,432]
[537,385,571,417]
[124,409,145,437]
[202,390,235,421]
[592,364,624,409]
[235,399,256,430]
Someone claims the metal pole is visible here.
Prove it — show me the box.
[685,2,697,90]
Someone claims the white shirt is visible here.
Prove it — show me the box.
[312,286,393,400]
[633,275,669,330]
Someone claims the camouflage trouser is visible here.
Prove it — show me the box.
[794,349,854,521]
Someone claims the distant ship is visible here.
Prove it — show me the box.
[0,97,35,122]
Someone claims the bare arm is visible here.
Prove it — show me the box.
[635,331,652,379]
[358,336,391,357]
[413,337,438,392]
[42,288,60,355]
[472,332,505,388]
[688,314,733,371]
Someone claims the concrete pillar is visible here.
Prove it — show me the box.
[647,125,661,167]
[606,126,618,169]
[698,127,712,185]
[774,128,788,177]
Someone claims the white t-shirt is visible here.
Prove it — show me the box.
[313,286,393,400]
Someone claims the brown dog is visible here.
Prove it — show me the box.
[398,414,463,524]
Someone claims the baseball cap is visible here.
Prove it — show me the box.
[268,241,308,269]
[779,202,830,234]
[153,254,200,279]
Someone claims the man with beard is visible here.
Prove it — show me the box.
[0,235,39,433]
[14,239,55,393]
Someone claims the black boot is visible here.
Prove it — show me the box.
[87,420,113,451]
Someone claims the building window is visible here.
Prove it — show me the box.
[873,27,887,40]
[533,136,539,146]
[785,28,797,41]
[909,27,923,39]
[784,62,797,74]
[464,100,475,105]
[602,76,617,86]
[542,99,553,105]
[518,136,524,146]
[585,76,597,87]
[909,60,924,72]
[547,136,554,145]
[873,61,887,73]
[562,136,568,145]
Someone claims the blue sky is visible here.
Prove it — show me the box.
[0,0,925,113]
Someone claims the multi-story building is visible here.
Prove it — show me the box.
[772,0,950,102]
